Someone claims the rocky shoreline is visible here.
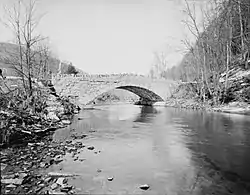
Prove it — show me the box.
[164,98,250,115]
[0,132,90,195]
[0,94,80,147]
[0,91,82,194]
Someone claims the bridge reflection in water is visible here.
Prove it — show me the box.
[52,105,250,194]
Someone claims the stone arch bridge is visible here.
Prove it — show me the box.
[52,74,177,106]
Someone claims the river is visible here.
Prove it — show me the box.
[50,104,250,195]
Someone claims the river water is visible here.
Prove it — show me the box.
[51,104,250,195]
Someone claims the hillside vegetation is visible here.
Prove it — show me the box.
[152,0,250,105]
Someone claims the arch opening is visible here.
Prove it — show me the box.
[116,86,164,102]
[87,85,164,105]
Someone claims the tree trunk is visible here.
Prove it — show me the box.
[224,8,232,102]
[202,43,212,98]
[238,0,245,58]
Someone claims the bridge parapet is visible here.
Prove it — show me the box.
[52,73,146,82]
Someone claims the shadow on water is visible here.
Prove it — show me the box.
[133,106,160,123]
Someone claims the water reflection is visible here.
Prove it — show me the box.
[52,105,250,194]
[151,121,197,194]
[133,106,160,123]
[106,104,141,121]
[167,108,250,181]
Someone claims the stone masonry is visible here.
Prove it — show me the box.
[52,74,177,106]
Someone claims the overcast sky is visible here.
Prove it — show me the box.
[0,0,201,75]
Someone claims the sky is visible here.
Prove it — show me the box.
[0,0,202,75]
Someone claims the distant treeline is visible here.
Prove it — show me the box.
[0,42,83,77]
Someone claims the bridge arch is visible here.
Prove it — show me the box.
[116,86,164,101]
[85,85,164,105]
[52,75,177,106]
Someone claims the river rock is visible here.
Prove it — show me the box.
[19,173,28,179]
[6,184,16,189]
[1,163,7,171]
[60,185,73,192]
[66,140,72,144]
[51,183,58,190]
[87,146,94,150]
[139,184,150,190]
[73,110,79,114]
[2,174,15,179]
[1,178,24,185]
[40,162,46,168]
[61,120,71,125]
[54,155,63,163]
[71,134,87,139]
[28,143,36,146]
[75,141,83,146]
[39,183,45,187]
[56,177,67,186]
[73,156,79,161]
[44,177,52,183]
[37,142,45,146]
[47,112,60,121]
[1,157,8,163]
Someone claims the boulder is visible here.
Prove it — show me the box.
[51,183,58,190]
[56,177,67,186]
[47,112,60,121]
[87,146,94,150]
[61,120,71,125]
[139,184,150,190]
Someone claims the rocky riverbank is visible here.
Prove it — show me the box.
[0,94,80,147]
[165,98,250,115]
[164,68,250,115]
[0,134,88,195]
[0,89,82,194]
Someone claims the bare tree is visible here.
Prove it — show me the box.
[181,0,250,103]
[152,52,168,79]
[149,44,180,80]
[1,0,48,96]
[34,42,51,80]
[182,0,212,101]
